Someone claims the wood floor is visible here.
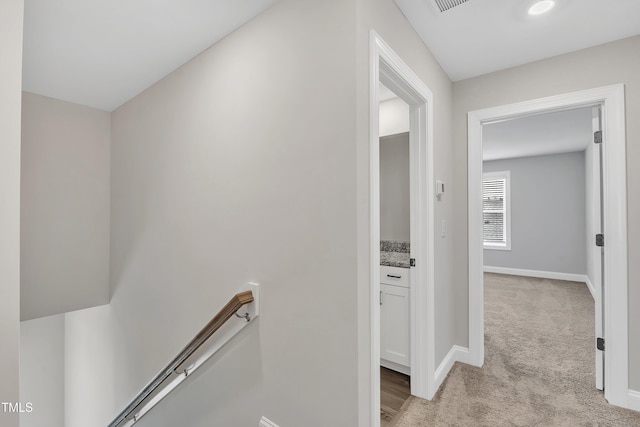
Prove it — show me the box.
[380,367,410,426]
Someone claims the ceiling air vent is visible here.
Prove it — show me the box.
[431,0,469,13]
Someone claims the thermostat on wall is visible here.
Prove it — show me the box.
[436,180,445,197]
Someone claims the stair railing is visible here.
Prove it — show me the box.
[108,284,259,427]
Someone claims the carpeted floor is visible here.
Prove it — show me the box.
[391,273,640,426]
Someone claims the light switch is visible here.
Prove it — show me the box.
[436,180,445,197]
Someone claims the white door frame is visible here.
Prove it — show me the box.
[370,31,436,426]
[467,84,629,407]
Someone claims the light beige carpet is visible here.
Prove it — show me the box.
[392,273,640,426]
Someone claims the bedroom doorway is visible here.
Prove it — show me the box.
[481,106,602,386]
[467,85,629,407]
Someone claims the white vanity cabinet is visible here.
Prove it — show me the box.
[380,265,410,374]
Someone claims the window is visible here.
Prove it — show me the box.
[483,171,511,250]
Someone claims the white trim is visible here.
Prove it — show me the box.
[468,84,628,408]
[483,266,595,298]
[584,275,595,300]
[380,359,411,376]
[483,243,510,251]
[468,98,485,368]
[370,30,437,427]
[369,32,382,427]
[433,346,469,392]
[628,390,640,412]
[482,170,511,250]
[483,266,589,284]
[259,416,280,427]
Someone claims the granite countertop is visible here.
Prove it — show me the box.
[380,240,410,268]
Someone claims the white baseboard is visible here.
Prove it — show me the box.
[584,275,595,299]
[434,345,469,392]
[259,416,280,427]
[628,389,640,412]
[484,266,588,284]
[381,358,411,376]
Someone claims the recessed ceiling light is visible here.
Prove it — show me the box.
[528,0,555,16]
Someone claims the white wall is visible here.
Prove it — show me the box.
[20,306,117,427]
[379,97,409,137]
[483,152,587,275]
[355,0,455,423]
[452,35,640,389]
[64,305,117,427]
[20,314,65,427]
[21,92,111,320]
[380,133,410,242]
[0,1,24,425]
[19,305,119,427]
[63,1,360,426]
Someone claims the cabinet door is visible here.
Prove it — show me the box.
[380,284,410,367]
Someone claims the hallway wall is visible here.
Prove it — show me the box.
[0,1,24,425]
[20,314,65,427]
[21,92,111,320]
[68,1,361,426]
[380,132,410,242]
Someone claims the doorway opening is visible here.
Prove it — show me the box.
[480,105,603,394]
[467,85,629,408]
[369,31,436,427]
[378,85,411,425]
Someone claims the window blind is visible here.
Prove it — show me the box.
[483,178,506,243]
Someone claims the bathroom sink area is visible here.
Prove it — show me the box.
[380,241,410,268]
